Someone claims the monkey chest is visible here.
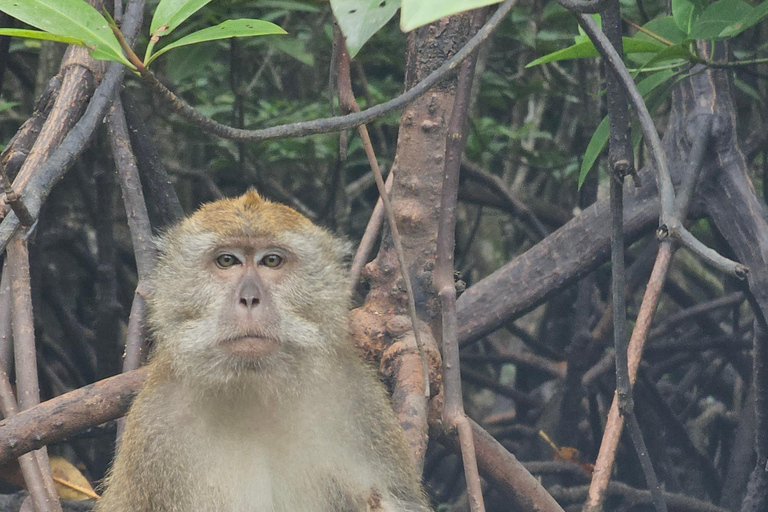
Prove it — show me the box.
[193,426,368,512]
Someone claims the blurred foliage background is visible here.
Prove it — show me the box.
[0,0,766,509]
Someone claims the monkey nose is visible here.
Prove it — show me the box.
[237,277,262,309]
[240,295,260,308]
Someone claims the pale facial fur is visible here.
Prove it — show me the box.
[96,192,428,512]
[147,219,351,390]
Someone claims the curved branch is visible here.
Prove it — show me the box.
[138,0,516,142]
[556,0,612,13]
[671,225,747,278]
[0,369,147,466]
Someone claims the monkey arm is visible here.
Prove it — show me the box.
[96,378,199,512]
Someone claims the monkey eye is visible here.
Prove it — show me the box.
[260,253,284,268]
[215,253,240,268]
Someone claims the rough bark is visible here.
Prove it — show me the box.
[349,15,474,471]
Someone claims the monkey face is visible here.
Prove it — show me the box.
[208,244,288,360]
[145,191,351,386]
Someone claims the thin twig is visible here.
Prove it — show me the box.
[584,242,673,511]
[625,414,667,512]
[649,290,744,339]
[671,226,747,278]
[461,367,537,407]
[0,167,33,227]
[460,159,548,239]
[7,237,62,512]
[600,3,666,510]
[610,173,632,413]
[348,171,394,295]
[460,351,565,379]
[106,98,157,375]
[665,118,745,278]
[436,8,493,512]
[584,118,714,511]
[603,0,635,417]
[336,39,430,398]
[553,481,732,512]
[0,259,12,372]
[575,14,674,225]
[242,47,276,97]
[672,116,712,219]
[624,19,675,46]
[556,0,612,13]
[51,476,100,500]
[0,258,55,511]
[0,370,57,512]
[106,99,156,282]
[464,419,566,512]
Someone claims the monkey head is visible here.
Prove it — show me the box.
[146,190,351,388]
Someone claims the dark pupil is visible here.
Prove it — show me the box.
[218,255,234,266]
[265,255,280,266]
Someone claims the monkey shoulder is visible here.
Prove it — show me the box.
[323,349,427,506]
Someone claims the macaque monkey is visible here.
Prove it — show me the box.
[96,191,428,512]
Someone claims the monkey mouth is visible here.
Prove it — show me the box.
[219,335,280,360]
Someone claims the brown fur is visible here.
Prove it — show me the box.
[96,191,428,512]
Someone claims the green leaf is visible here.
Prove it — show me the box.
[578,69,676,188]
[527,40,597,67]
[636,68,676,95]
[526,37,663,67]
[256,0,321,13]
[400,0,503,32]
[0,0,132,66]
[688,0,754,39]
[0,28,85,46]
[575,14,600,43]
[636,43,696,70]
[146,19,286,65]
[150,0,214,36]
[719,0,768,38]
[331,0,400,58]
[164,42,217,83]
[672,0,702,33]
[635,16,687,44]
[579,116,608,189]
[0,100,18,113]
[672,0,692,33]
[734,75,764,104]
[623,38,667,53]
[631,122,643,155]
[268,37,314,66]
